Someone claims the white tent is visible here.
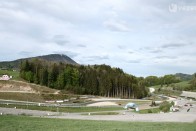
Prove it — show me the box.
[124,103,138,110]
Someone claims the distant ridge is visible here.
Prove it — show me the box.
[175,73,194,81]
[0,54,78,69]
[36,54,77,65]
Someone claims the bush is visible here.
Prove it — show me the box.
[171,101,175,106]
[148,109,153,113]
[159,101,172,113]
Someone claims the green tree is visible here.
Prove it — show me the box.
[25,71,34,83]
[56,72,65,89]
[39,68,48,86]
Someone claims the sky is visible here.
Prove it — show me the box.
[0,0,196,77]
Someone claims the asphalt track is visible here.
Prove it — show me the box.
[0,106,196,123]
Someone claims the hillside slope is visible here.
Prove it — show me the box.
[175,73,194,81]
[0,54,78,69]
[0,80,63,102]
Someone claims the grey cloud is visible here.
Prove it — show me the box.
[150,49,162,53]
[18,51,33,56]
[53,35,69,46]
[77,44,86,48]
[86,55,109,61]
[155,56,177,59]
[65,51,79,58]
[128,51,134,54]
[140,47,162,54]
[161,43,187,48]
[127,60,140,63]
[103,19,130,32]
[118,45,126,49]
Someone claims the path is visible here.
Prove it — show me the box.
[0,107,196,123]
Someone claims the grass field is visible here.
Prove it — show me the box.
[0,69,20,80]
[152,81,191,91]
[174,81,191,90]
[138,108,160,114]
[82,112,119,115]
[0,115,195,131]
[0,104,122,113]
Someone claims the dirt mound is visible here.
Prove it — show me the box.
[0,80,59,94]
[0,82,36,93]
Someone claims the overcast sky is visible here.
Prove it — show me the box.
[0,0,196,76]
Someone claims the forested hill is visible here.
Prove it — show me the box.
[175,73,194,81]
[0,54,77,69]
[20,59,148,99]
[37,54,77,64]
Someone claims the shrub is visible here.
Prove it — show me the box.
[171,101,175,106]
[159,101,172,113]
[148,109,153,113]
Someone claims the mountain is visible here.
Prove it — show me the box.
[36,54,77,64]
[0,54,78,69]
[175,73,194,81]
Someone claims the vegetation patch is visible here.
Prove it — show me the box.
[20,60,148,99]
[0,92,45,102]
[0,115,196,131]
[138,108,160,114]
[0,104,122,113]
[0,69,20,80]
[159,101,172,113]
[82,112,119,115]
[154,88,182,96]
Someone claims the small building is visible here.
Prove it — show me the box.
[0,75,11,80]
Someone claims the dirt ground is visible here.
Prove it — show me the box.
[87,101,118,107]
[0,83,35,93]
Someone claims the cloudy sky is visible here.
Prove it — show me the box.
[0,0,196,76]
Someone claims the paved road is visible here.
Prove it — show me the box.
[0,107,196,123]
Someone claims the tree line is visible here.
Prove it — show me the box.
[143,75,181,87]
[20,59,148,99]
[187,73,196,91]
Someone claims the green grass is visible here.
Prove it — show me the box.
[0,115,195,131]
[0,69,20,80]
[173,81,191,90]
[82,112,119,115]
[0,104,122,113]
[0,92,45,102]
[152,81,191,91]
[154,89,182,97]
[138,108,160,114]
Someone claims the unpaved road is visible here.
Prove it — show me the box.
[0,107,196,123]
